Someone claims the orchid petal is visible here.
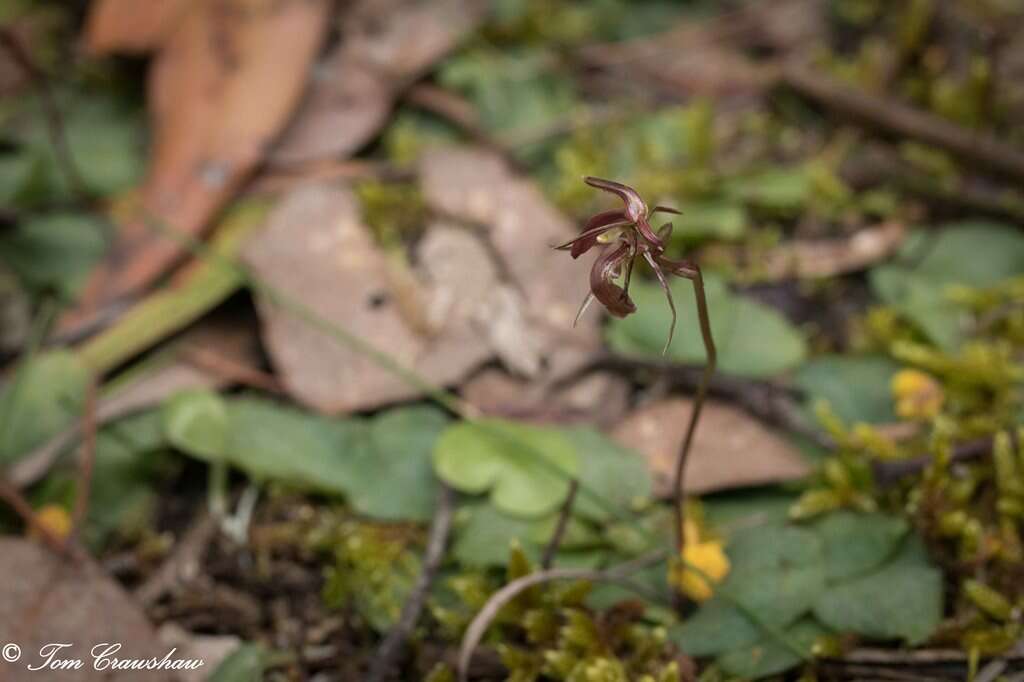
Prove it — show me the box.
[651,205,682,216]
[583,176,648,223]
[643,250,677,355]
[590,243,637,318]
[573,291,596,327]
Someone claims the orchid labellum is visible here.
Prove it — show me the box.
[556,176,718,592]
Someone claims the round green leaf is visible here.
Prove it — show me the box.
[721,524,826,628]
[452,503,539,567]
[0,350,88,465]
[670,597,761,657]
[433,418,578,517]
[717,618,825,678]
[607,274,807,378]
[811,510,909,582]
[793,355,900,425]
[0,213,107,300]
[813,534,942,644]
[564,428,651,523]
[343,405,449,522]
[163,389,229,462]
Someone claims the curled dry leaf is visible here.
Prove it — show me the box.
[243,183,492,414]
[269,0,487,165]
[0,538,167,681]
[63,0,331,336]
[83,0,192,54]
[419,147,601,378]
[419,146,619,416]
[578,0,823,101]
[704,221,907,281]
[611,398,810,496]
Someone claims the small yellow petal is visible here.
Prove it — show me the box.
[672,540,731,602]
[31,504,72,542]
[891,369,944,419]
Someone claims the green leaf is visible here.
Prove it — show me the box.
[207,643,267,682]
[343,405,449,522]
[670,597,761,657]
[721,524,826,628]
[704,490,798,533]
[0,213,107,300]
[438,47,576,136]
[527,514,602,550]
[564,428,651,523]
[813,534,943,644]
[452,503,540,567]
[163,389,229,462]
[223,397,357,495]
[19,91,146,199]
[433,418,578,517]
[165,396,449,522]
[870,222,1024,350]
[811,510,909,582]
[793,355,900,424]
[725,167,811,213]
[607,274,807,378]
[0,350,88,466]
[670,201,748,241]
[717,618,825,678]
[86,410,170,548]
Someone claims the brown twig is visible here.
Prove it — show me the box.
[135,509,218,607]
[368,484,455,682]
[0,28,88,199]
[872,437,994,486]
[0,475,82,559]
[182,345,283,394]
[71,380,98,536]
[541,479,579,570]
[782,62,1024,182]
[457,550,667,682]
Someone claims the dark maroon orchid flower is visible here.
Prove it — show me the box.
[555,176,705,355]
[555,177,719,589]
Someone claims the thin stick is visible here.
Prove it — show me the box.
[541,479,579,569]
[670,263,717,584]
[135,509,218,606]
[457,550,668,682]
[782,62,1024,182]
[369,484,455,682]
[0,476,80,558]
[71,380,98,535]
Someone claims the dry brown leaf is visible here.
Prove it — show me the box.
[243,183,492,414]
[83,0,192,54]
[755,221,907,280]
[419,146,601,379]
[461,367,630,427]
[700,221,907,281]
[578,0,822,100]
[0,538,168,681]
[63,0,330,336]
[611,398,811,497]
[269,0,487,165]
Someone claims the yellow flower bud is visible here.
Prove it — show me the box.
[891,369,944,419]
[31,504,72,543]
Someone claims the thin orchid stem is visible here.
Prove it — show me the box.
[669,262,717,579]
